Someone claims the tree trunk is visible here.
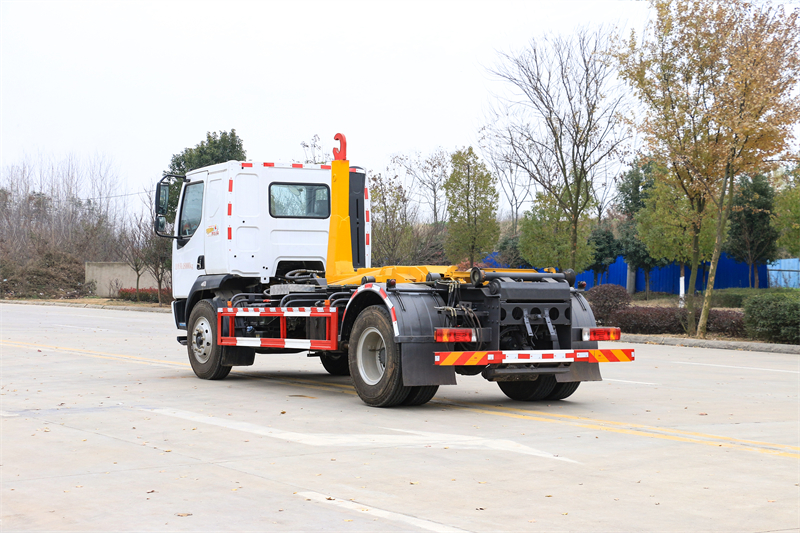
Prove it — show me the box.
[570,218,578,270]
[698,168,736,338]
[747,261,753,288]
[644,269,650,300]
[686,229,701,336]
[593,271,599,287]
[135,274,141,302]
[754,264,760,289]
[678,262,685,308]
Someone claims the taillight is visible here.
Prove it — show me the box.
[435,328,477,343]
[582,327,621,341]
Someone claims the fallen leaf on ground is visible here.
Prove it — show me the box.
[175,513,192,517]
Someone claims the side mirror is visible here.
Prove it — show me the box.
[155,215,167,233]
[156,182,170,216]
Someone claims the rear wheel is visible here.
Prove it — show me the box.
[402,386,439,406]
[545,381,580,401]
[187,300,231,380]
[320,352,350,376]
[498,375,556,401]
[349,306,409,407]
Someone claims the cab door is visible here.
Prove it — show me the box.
[172,172,207,298]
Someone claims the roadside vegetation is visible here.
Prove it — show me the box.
[585,284,800,344]
[1,0,798,337]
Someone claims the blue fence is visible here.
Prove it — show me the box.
[483,252,770,293]
[768,258,800,288]
[634,253,768,293]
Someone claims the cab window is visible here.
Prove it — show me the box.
[269,183,330,218]
[178,182,204,238]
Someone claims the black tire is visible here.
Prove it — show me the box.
[545,381,580,401]
[320,352,350,376]
[402,386,439,406]
[498,375,557,401]
[187,300,231,380]
[348,306,410,407]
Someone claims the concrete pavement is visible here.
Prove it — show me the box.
[1,302,798,532]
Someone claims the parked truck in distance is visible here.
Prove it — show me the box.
[154,134,634,407]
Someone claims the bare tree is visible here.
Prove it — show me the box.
[391,148,450,226]
[117,213,149,301]
[300,134,329,164]
[141,191,172,306]
[369,170,418,266]
[480,129,531,235]
[487,27,629,269]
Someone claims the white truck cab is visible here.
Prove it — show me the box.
[163,161,370,299]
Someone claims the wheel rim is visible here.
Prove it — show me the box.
[357,326,386,385]
[191,316,213,364]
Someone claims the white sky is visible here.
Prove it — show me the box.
[1,0,652,210]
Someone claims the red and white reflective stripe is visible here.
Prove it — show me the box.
[222,306,334,317]
[364,187,371,267]
[434,348,635,366]
[218,306,338,351]
[345,283,399,336]
[227,337,338,350]
[247,162,332,170]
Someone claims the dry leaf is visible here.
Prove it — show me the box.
[175,513,192,517]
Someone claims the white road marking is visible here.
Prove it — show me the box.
[673,361,799,374]
[0,411,19,417]
[53,324,111,332]
[145,407,575,462]
[605,378,658,385]
[297,491,471,533]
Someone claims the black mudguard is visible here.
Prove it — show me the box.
[388,287,457,387]
[559,291,602,383]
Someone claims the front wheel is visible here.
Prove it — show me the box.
[187,300,231,380]
[349,306,409,407]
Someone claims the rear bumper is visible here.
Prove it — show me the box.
[434,348,635,366]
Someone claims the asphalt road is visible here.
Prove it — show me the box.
[1,303,798,532]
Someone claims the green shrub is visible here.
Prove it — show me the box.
[584,284,631,324]
[609,307,745,337]
[631,291,674,301]
[117,288,173,303]
[609,307,683,334]
[744,292,800,345]
[709,287,797,308]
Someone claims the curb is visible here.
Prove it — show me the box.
[619,333,800,355]
[0,299,172,314]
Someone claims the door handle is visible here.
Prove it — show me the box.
[196,256,205,270]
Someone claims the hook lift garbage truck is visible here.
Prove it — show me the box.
[154,134,634,407]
